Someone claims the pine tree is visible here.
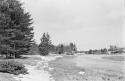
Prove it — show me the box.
[0,0,34,58]
[39,33,51,56]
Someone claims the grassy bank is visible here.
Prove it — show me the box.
[49,55,86,81]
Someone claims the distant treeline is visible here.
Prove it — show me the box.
[50,43,77,55]
[86,45,125,54]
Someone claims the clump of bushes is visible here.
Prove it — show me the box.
[0,60,28,75]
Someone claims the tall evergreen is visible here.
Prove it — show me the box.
[39,33,52,56]
[0,0,34,58]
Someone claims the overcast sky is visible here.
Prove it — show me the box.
[20,0,124,50]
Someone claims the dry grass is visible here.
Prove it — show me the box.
[0,55,42,66]
[49,54,125,81]
[102,55,125,61]
[49,56,87,81]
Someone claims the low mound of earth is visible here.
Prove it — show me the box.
[49,54,125,81]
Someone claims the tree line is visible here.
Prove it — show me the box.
[38,33,77,56]
[86,45,125,54]
[86,48,108,54]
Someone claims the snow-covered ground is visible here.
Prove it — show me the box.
[14,55,63,81]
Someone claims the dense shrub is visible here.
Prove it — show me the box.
[0,60,28,75]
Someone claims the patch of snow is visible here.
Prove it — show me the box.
[79,71,85,75]
[41,55,63,61]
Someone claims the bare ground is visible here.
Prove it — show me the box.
[49,54,125,81]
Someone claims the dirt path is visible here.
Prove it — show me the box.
[0,55,63,81]
[13,55,63,81]
[13,56,53,81]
